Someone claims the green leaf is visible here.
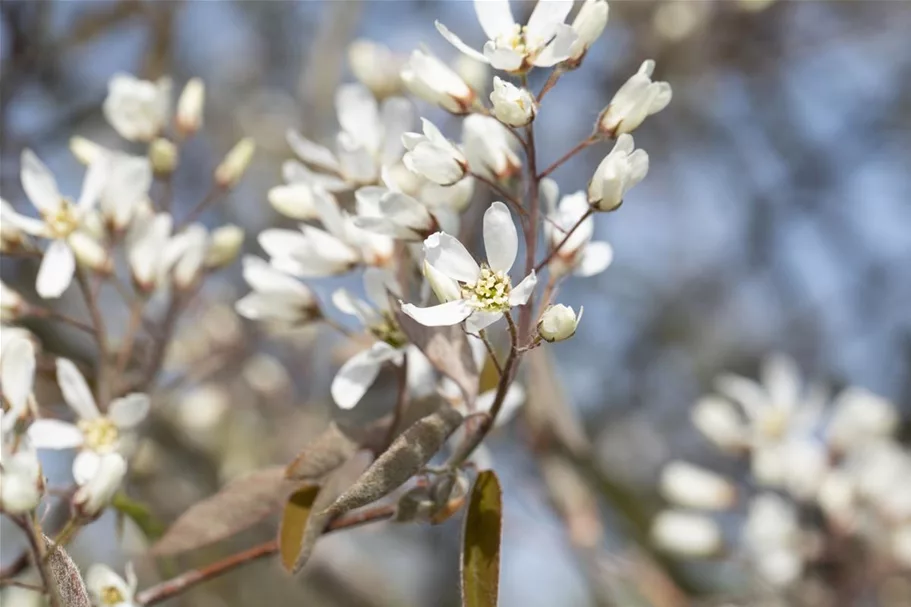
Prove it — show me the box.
[278,485,321,573]
[461,470,502,607]
[111,492,166,540]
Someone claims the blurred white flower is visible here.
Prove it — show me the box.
[99,151,153,231]
[11,150,110,298]
[401,202,536,332]
[893,524,911,569]
[566,0,609,65]
[353,186,440,241]
[163,224,209,289]
[148,137,179,176]
[453,54,490,96]
[349,39,403,99]
[85,562,138,607]
[435,0,578,72]
[176,78,205,137]
[743,493,803,586]
[204,224,244,269]
[598,60,672,136]
[72,452,127,518]
[1,280,26,322]
[401,49,477,114]
[0,336,36,426]
[0,432,43,515]
[846,440,911,521]
[27,358,148,484]
[691,394,749,451]
[537,304,583,343]
[651,510,722,557]
[127,211,173,292]
[403,118,468,186]
[490,77,536,127]
[543,184,613,278]
[587,134,649,212]
[659,461,736,511]
[103,74,171,142]
[826,387,898,452]
[235,256,320,325]
[462,114,522,183]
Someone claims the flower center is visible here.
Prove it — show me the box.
[757,408,789,440]
[44,199,80,239]
[100,586,125,605]
[78,417,119,452]
[497,24,545,61]
[369,313,407,349]
[462,267,511,313]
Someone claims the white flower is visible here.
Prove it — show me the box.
[845,439,911,520]
[0,442,43,514]
[284,84,413,190]
[127,211,173,291]
[691,395,749,452]
[537,304,582,342]
[599,60,672,136]
[12,150,110,298]
[651,510,722,557]
[401,202,537,333]
[403,118,468,186]
[490,77,536,127]
[214,137,256,188]
[401,49,477,114]
[176,78,205,136]
[353,186,439,241]
[85,563,138,607]
[348,39,403,99]
[72,452,127,518]
[826,387,898,452]
[1,280,26,322]
[27,358,148,484]
[0,197,32,251]
[99,151,153,231]
[543,184,613,277]
[163,224,209,289]
[659,461,736,511]
[435,0,578,73]
[587,134,649,212]
[453,54,490,95]
[566,0,609,65]
[235,256,320,325]
[462,114,521,182]
[743,493,803,586]
[0,336,36,426]
[103,74,171,142]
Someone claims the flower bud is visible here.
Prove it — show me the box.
[598,60,672,136]
[690,395,747,452]
[537,304,582,342]
[268,183,319,220]
[651,510,722,557]
[348,39,403,99]
[215,137,256,188]
[566,0,609,67]
[69,231,112,274]
[1,280,26,321]
[402,119,467,186]
[167,224,208,290]
[462,115,521,182]
[72,453,126,519]
[588,134,649,212]
[69,136,107,165]
[490,77,536,127]
[0,447,43,514]
[176,78,205,137]
[401,49,476,115]
[149,137,179,176]
[659,461,736,510]
[204,225,244,269]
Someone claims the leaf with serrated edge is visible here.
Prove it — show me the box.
[322,407,464,519]
[152,466,291,555]
[44,536,90,607]
[285,422,359,481]
[461,470,502,607]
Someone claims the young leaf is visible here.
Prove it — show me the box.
[394,305,479,407]
[112,492,166,540]
[461,470,502,607]
[152,466,291,555]
[322,406,464,518]
[278,485,321,572]
[44,537,90,607]
[285,422,359,481]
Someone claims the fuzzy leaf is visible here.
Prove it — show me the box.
[461,470,502,607]
[323,407,464,518]
[44,537,90,607]
[285,422,359,481]
[394,305,479,407]
[279,485,321,572]
[152,466,291,555]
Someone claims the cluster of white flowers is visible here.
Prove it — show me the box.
[652,355,911,588]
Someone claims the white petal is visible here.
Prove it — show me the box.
[86,564,132,604]
[526,0,573,39]
[465,310,503,333]
[56,358,100,420]
[76,157,109,212]
[109,393,150,429]
[627,149,650,187]
[649,82,673,114]
[380,97,414,164]
[424,232,480,283]
[243,255,312,299]
[268,184,319,220]
[532,23,577,67]
[483,201,518,272]
[36,240,76,299]
[27,419,84,449]
[473,0,516,39]
[331,343,398,410]
[508,270,537,306]
[21,149,61,214]
[483,44,525,72]
[335,84,381,153]
[435,21,489,63]
[761,354,801,410]
[72,450,102,485]
[286,130,341,173]
[1,337,35,412]
[575,241,613,277]
[401,299,473,327]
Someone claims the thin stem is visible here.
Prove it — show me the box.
[0,580,44,591]
[15,515,60,607]
[32,309,95,335]
[178,184,225,229]
[74,267,110,407]
[538,136,599,180]
[470,171,526,217]
[477,329,503,377]
[534,208,593,273]
[135,505,396,606]
[537,69,563,103]
[114,299,146,379]
[519,109,540,343]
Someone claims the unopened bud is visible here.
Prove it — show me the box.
[659,461,736,511]
[69,136,106,165]
[537,304,582,342]
[490,77,536,127]
[69,231,112,274]
[204,225,244,269]
[1,280,27,321]
[149,138,178,176]
[215,137,256,188]
[176,78,205,137]
[348,39,403,99]
[73,453,126,519]
[0,448,43,514]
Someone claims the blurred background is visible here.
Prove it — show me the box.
[2,0,911,605]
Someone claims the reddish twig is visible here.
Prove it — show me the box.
[534,208,593,273]
[538,136,599,180]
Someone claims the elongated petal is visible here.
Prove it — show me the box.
[27,419,84,449]
[331,343,398,410]
[401,299,473,327]
[1,337,35,413]
[435,21,489,63]
[380,97,414,164]
[268,184,319,220]
[56,358,100,420]
[424,232,480,283]
[36,240,76,299]
[109,393,150,429]
[243,255,312,299]
[72,450,102,485]
[77,157,109,212]
[424,260,462,303]
[526,0,573,39]
[533,23,576,67]
[21,149,61,214]
[286,130,341,173]
[483,201,517,272]
[336,84,381,153]
[508,270,537,306]
[483,44,525,72]
[473,0,515,39]
[575,241,613,277]
[464,310,503,333]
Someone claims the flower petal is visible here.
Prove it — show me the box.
[56,358,100,420]
[526,0,573,40]
[286,130,341,173]
[72,450,102,485]
[508,270,537,306]
[575,241,613,277]
[473,0,516,40]
[20,149,61,214]
[109,393,150,429]
[483,201,518,272]
[336,84,381,153]
[27,419,84,449]
[77,157,109,212]
[424,232,480,283]
[401,299,473,327]
[465,310,503,333]
[532,23,577,67]
[1,336,35,413]
[331,342,398,410]
[36,240,76,299]
[380,97,414,165]
[435,21,489,63]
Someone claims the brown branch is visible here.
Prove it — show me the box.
[538,135,599,180]
[534,208,593,273]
